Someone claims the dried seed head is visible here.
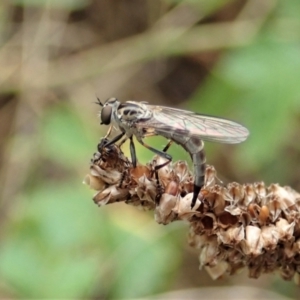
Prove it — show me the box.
[85,142,300,283]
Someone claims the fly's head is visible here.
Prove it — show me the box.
[96,97,120,125]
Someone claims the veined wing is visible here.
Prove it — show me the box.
[136,104,249,144]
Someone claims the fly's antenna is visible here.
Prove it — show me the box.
[94,96,103,122]
[95,97,103,107]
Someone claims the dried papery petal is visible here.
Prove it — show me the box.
[217,226,244,245]
[267,196,283,222]
[83,174,106,191]
[260,225,279,251]
[226,250,244,269]
[269,184,297,207]
[93,185,129,206]
[224,205,242,216]
[276,218,295,242]
[285,186,300,201]
[173,193,201,221]
[269,185,298,222]
[205,186,226,216]
[188,230,210,249]
[205,261,229,280]
[243,184,256,206]
[254,182,267,204]
[90,165,122,185]
[226,182,245,205]
[204,165,217,187]
[173,160,190,181]
[199,237,220,267]
[240,212,251,227]
[182,177,194,194]
[154,193,178,225]
[283,242,294,260]
[165,180,179,196]
[136,175,157,203]
[240,226,263,256]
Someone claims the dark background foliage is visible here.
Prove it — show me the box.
[0,0,299,298]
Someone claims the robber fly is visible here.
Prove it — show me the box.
[97,97,249,208]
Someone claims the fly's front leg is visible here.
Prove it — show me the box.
[99,131,125,151]
[95,125,113,155]
[104,125,113,139]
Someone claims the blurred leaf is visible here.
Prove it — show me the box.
[40,104,97,169]
[109,224,181,299]
[218,41,300,170]
[190,40,300,173]
[0,182,102,298]
[271,277,297,299]
[0,180,183,298]
[275,0,300,18]
[13,0,89,10]
[164,0,235,16]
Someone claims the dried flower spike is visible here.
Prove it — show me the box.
[84,143,300,283]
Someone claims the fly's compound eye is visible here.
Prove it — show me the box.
[101,105,112,125]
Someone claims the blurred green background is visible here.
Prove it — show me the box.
[0,0,299,299]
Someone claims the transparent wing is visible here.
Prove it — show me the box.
[136,105,249,144]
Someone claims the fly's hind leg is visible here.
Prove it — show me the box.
[137,138,173,204]
[162,140,173,152]
[118,170,127,188]
[153,140,175,203]
[154,139,174,199]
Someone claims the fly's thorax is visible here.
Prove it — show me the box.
[117,101,152,122]
[107,101,152,139]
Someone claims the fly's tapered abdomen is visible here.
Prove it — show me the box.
[160,131,206,207]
